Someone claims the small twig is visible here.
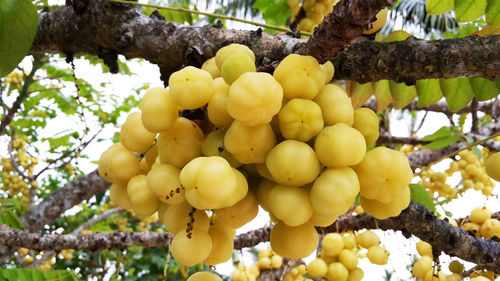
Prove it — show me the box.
[470,98,479,133]
[415,111,428,133]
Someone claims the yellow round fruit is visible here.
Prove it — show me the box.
[207,78,233,127]
[412,256,433,279]
[360,186,410,219]
[308,211,338,227]
[157,117,204,168]
[204,225,234,265]
[268,185,313,226]
[221,52,256,85]
[314,124,366,168]
[322,233,344,257]
[201,129,241,168]
[127,175,160,217]
[160,201,210,234]
[218,168,248,208]
[363,8,388,35]
[266,140,320,186]
[211,214,236,237]
[227,72,283,126]
[448,260,464,274]
[169,66,215,109]
[446,273,463,281]
[109,183,132,210]
[366,245,389,265]
[356,230,380,249]
[355,147,413,203]
[310,167,360,217]
[140,87,179,133]
[270,221,319,259]
[307,258,328,277]
[470,206,491,225]
[257,178,275,211]
[224,120,276,164]
[273,54,325,99]
[352,108,379,146]
[146,163,185,205]
[423,269,446,281]
[201,57,221,79]
[416,240,433,257]
[479,218,500,239]
[320,61,335,84]
[348,267,364,281]
[470,276,491,281]
[120,112,156,153]
[313,84,354,126]
[215,44,255,70]
[278,98,324,142]
[271,255,283,268]
[181,156,236,209]
[98,143,140,184]
[485,151,500,181]
[187,272,222,281]
[326,262,349,281]
[339,249,358,270]
[343,234,357,250]
[170,228,212,266]
[214,192,259,228]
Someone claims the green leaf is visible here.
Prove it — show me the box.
[0,209,24,229]
[346,81,373,109]
[253,0,290,26]
[424,135,461,149]
[439,78,474,112]
[0,0,39,77]
[416,79,443,107]
[422,126,453,141]
[471,145,483,159]
[426,0,454,14]
[470,77,499,101]
[0,269,80,281]
[373,80,392,112]
[486,0,500,26]
[409,184,436,212]
[455,0,487,22]
[445,210,453,217]
[388,81,418,109]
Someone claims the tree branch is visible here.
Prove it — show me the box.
[30,0,500,84]
[1,202,498,273]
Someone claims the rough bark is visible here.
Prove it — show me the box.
[30,0,500,84]
[1,202,499,272]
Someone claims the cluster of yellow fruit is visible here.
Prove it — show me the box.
[287,0,388,35]
[98,43,413,267]
[411,240,463,281]
[418,169,457,198]
[60,249,75,260]
[460,206,500,239]
[4,71,24,89]
[447,150,495,196]
[232,249,283,281]
[0,136,38,205]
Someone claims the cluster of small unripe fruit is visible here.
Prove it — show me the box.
[98,43,414,275]
[460,206,500,239]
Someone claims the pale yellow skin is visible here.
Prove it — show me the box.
[412,256,433,279]
[181,156,237,209]
[313,83,354,126]
[348,267,364,281]
[314,124,366,168]
[204,225,234,265]
[355,147,413,203]
[169,66,215,110]
[273,54,325,99]
[343,234,357,250]
[416,240,433,257]
[120,112,156,153]
[146,163,185,205]
[479,218,500,239]
[356,230,380,249]
[170,228,212,266]
[360,186,410,219]
[366,245,389,265]
[127,175,160,217]
[352,107,379,146]
[363,8,388,35]
[423,269,446,281]
[214,192,259,228]
[339,249,358,270]
[224,120,276,164]
[266,140,321,186]
[256,163,274,181]
[160,201,210,234]
[321,233,344,257]
[219,168,248,208]
[221,52,256,85]
[309,210,338,227]
[157,117,204,168]
[270,221,319,259]
[257,178,275,211]
[320,61,335,84]
[157,202,169,223]
[307,258,328,277]
[446,274,463,281]
[187,272,223,281]
[228,72,283,126]
[109,183,132,210]
[98,143,140,184]
[140,87,179,133]
[215,44,255,70]
[326,262,349,281]
[201,129,241,168]
[201,57,221,79]
[211,214,236,237]
[278,98,324,142]
[310,167,360,217]
[144,144,158,166]
[268,185,313,226]
[485,151,500,181]
[470,206,491,224]
[207,78,233,127]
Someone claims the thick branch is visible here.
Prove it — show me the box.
[30,0,500,83]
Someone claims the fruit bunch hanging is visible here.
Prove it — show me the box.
[98,43,414,268]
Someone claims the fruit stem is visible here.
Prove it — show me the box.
[435,131,500,164]
[106,0,313,37]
